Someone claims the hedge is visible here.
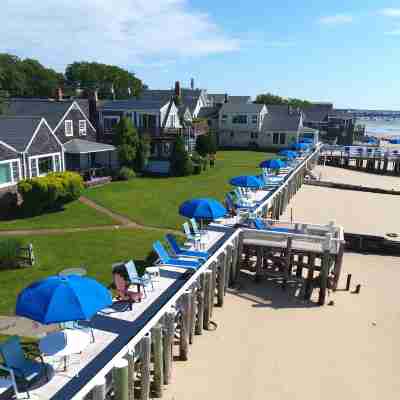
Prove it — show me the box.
[18,171,84,215]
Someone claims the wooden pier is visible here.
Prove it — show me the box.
[1,145,345,400]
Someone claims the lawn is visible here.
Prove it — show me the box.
[0,200,117,231]
[85,150,273,230]
[0,229,165,315]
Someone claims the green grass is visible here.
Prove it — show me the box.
[0,200,117,231]
[85,150,274,230]
[0,229,165,315]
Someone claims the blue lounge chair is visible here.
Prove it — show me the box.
[125,260,154,294]
[183,222,201,245]
[153,241,202,270]
[165,234,209,260]
[253,218,291,233]
[61,320,95,343]
[0,336,49,398]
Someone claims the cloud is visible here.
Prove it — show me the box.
[384,29,400,35]
[0,0,239,71]
[380,8,400,17]
[318,14,353,25]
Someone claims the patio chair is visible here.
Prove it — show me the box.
[153,241,202,270]
[125,260,154,296]
[183,222,201,246]
[60,321,95,344]
[0,336,49,399]
[253,218,291,233]
[165,234,209,261]
[112,265,143,305]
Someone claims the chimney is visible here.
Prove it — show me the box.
[224,93,228,103]
[190,78,194,90]
[174,81,181,98]
[57,87,63,101]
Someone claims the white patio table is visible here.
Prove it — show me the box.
[39,329,91,371]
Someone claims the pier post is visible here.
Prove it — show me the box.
[318,250,330,306]
[210,263,217,318]
[140,334,151,400]
[333,242,345,291]
[225,246,233,291]
[189,287,196,344]
[127,347,136,400]
[203,270,213,330]
[195,275,205,335]
[152,324,164,398]
[282,237,293,290]
[304,253,315,300]
[92,375,107,400]
[255,247,263,282]
[235,232,244,282]
[179,291,191,361]
[163,310,175,384]
[114,358,129,400]
[217,253,226,307]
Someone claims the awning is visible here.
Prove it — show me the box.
[64,139,116,154]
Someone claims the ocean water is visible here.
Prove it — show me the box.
[358,119,400,138]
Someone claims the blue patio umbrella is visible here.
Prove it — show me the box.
[16,275,112,324]
[278,150,298,159]
[229,175,263,189]
[179,198,227,220]
[259,159,287,169]
[292,142,309,151]
[389,138,400,144]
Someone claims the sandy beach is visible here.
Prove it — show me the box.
[164,167,400,400]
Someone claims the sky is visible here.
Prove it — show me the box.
[1,0,400,109]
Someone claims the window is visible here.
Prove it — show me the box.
[250,132,258,139]
[65,120,73,137]
[232,115,247,124]
[252,115,258,124]
[230,131,234,138]
[30,158,38,177]
[0,160,19,188]
[29,153,62,178]
[221,115,228,124]
[104,117,120,134]
[273,133,279,144]
[54,154,61,172]
[79,120,87,136]
[279,133,286,145]
[38,156,53,175]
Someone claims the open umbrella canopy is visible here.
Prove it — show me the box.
[16,275,112,324]
[292,142,309,151]
[179,198,227,220]
[259,159,287,169]
[389,138,400,144]
[230,175,263,188]
[278,150,298,159]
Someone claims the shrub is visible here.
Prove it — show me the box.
[170,136,193,176]
[118,167,136,181]
[191,152,202,175]
[18,172,83,215]
[0,238,23,269]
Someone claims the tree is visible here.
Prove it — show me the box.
[114,117,139,168]
[170,136,193,176]
[255,92,311,108]
[65,62,143,99]
[208,130,218,155]
[135,134,151,172]
[195,134,209,157]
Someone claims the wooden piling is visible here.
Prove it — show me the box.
[114,358,129,400]
[189,288,196,344]
[152,324,163,398]
[163,311,175,385]
[318,250,330,306]
[354,284,361,294]
[140,334,151,400]
[234,233,244,283]
[346,274,352,291]
[92,375,107,400]
[203,270,212,330]
[210,263,217,318]
[225,246,232,292]
[255,247,263,282]
[179,291,191,361]
[333,242,345,291]
[217,253,226,307]
[195,275,205,335]
[304,253,315,300]
[127,349,135,400]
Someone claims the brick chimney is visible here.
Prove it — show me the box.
[190,78,194,90]
[174,81,181,98]
[224,93,228,103]
[56,87,63,101]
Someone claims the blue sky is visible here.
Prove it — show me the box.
[2,0,400,109]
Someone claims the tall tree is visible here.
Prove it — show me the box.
[170,136,193,176]
[255,93,311,108]
[114,117,139,168]
[65,62,142,99]
[135,134,151,172]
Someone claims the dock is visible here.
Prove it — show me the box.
[1,145,346,400]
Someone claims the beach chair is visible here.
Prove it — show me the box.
[60,320,95,343]
[183,222,201,246]
[112,264,143,304]
[253,218,291,233]
[165,234,209,260]
[0,335,49,399]
[153,241,202,270]
[125,260,154,295]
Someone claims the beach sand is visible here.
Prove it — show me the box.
[164,253,400,400]
[164,168,400,400]
[314,165,400,191]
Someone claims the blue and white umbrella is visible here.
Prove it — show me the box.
[179,198,227,220]
[259,159,287,169]
[230,175,263,189]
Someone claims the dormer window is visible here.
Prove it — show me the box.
[221,114,228,124]
[79,120,87,136]
[252,115,258,124]
[65,120,73,137]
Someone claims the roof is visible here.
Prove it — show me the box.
[4,99,78,128]
[302,105,332,122]
[63,139,116,154]
[262,108,302,131]
[328,111,355,120]
[0,116,43,152]
[208,94,226,104]
[227,96,251,104]
[208,94,251,105]
[197,106,220,119]
[99,98,170,111]
[220,103,265,114]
